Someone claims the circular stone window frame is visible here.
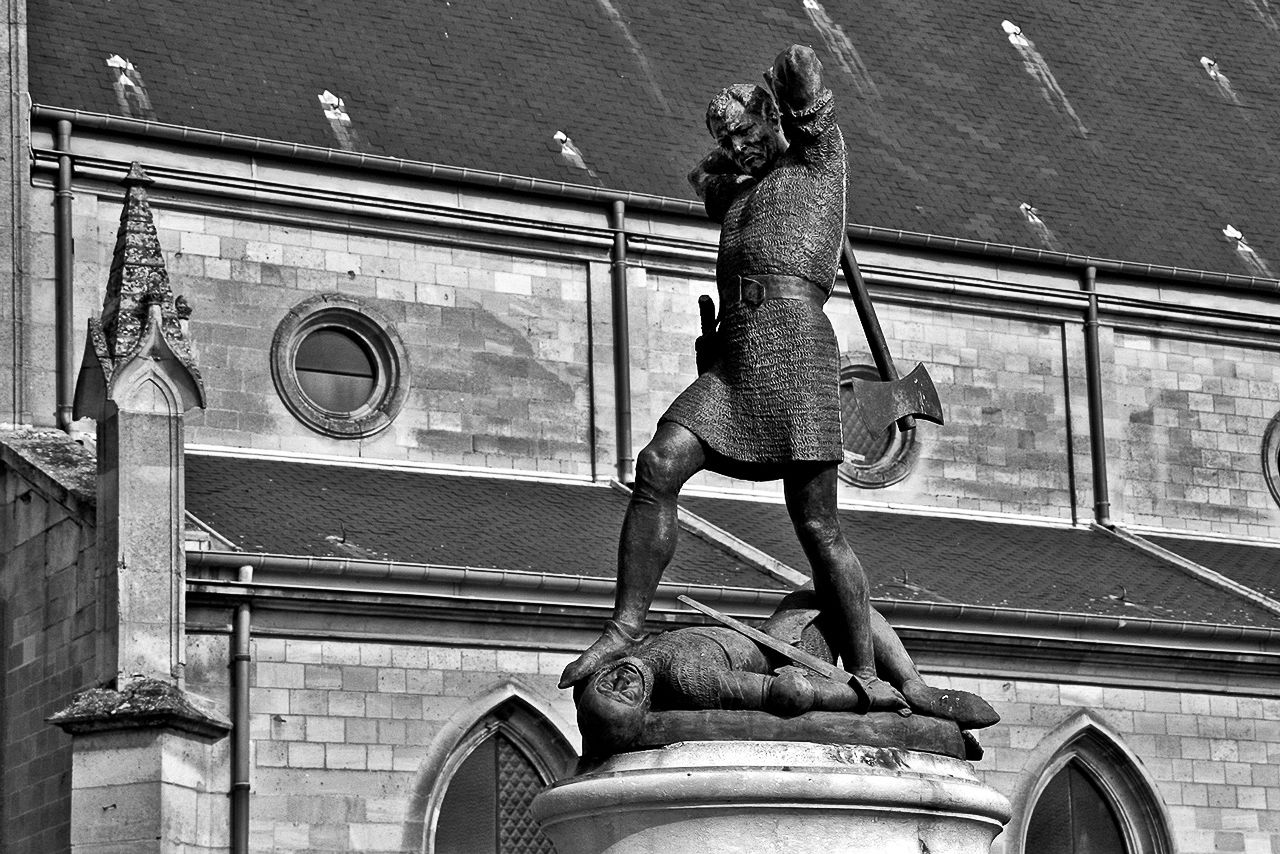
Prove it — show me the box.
[837,362,921,489]
[271,294,409,439]
[1263,411,1280,508]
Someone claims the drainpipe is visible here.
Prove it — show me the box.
[1081,266,1112,527]
[610,200,635,483]
[230,564,253,854]
[54,120,75,432]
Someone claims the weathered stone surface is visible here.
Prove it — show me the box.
[48,678,229,739]
[634,709,967,759]
[533,740,1011,854]
[0,428,96,508]
[73,163,204,422]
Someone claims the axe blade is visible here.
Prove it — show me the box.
[846,362,944,438]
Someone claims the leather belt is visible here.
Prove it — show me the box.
[721,274,828,310]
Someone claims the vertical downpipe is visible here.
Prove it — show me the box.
[230,565,253,854]
[54,120,75,431]
[610,201,635,483]
[1082,265,1112,527]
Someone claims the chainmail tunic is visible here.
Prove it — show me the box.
[639,626,767,710]
[663,95,847,467]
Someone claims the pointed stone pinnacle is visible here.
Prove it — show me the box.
[73,162,205,418]
[123,161,155,187]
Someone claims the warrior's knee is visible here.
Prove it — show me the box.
[793,513,843,550]
[635,443,686,494]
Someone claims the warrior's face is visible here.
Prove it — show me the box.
[710,102,785,178]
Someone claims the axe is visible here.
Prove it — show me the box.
[839,236,943,435]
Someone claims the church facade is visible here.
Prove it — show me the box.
[3,2,1280,853]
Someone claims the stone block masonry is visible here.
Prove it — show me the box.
[180,626,1280,854]
[182,633,578,853]
[1114,333,1280,539]
[0,433,100,854]
[146,208,599,476]
[36,184,1280,533]
[942,675,1280,854]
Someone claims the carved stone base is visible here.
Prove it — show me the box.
[532,741,1011,854]
[48,680,230,854]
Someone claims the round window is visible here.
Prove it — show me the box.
[837,363,920,489]
[294,327,377,413]
[271,295,408,438]
[1264,411,1280,508]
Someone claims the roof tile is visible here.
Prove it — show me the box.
[28,0,1280,272]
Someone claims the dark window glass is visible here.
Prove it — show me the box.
[435,733,555,854]
[294,327,376,412]
[1026,761,1127,854]
[436,737,497,854]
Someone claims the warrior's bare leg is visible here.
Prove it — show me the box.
[783,465,905,711]
[559,422,706,687]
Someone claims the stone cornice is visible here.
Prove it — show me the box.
[47,678,230,740]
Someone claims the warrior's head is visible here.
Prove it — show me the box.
[706,83,785,178]
[574,655,653,757]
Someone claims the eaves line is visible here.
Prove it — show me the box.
[187,549,1280,659]
[32,105,1280,298]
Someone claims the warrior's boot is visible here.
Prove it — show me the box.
[900,678,1000,729]
[559,620,643,688]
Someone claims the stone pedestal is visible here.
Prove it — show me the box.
[68,727,229,854]
[532,741,1010,854]
[49,679,231,854]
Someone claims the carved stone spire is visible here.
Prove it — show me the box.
[68,160,206,685]
[73,162,203,419]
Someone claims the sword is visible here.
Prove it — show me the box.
[677,594,869,709]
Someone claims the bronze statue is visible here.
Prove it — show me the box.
[560,45,899,709]
[574,588,999,757]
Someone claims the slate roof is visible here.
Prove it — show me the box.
[184,454,790,591]
[26,0,1280,277]
[186,454,1279,627]
[1148,534,1280,602]
[677,493,1280,628]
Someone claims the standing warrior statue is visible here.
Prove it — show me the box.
[561,44,901,710]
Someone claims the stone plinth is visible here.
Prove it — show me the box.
[49,679,231,854]
[532,741,1010,854]
[67,727,229,854]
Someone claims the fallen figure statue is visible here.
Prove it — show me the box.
[574,586,999,759]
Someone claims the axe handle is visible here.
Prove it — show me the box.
[840,236,915,432]
[698,294,716,336]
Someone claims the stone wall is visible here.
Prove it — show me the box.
[150,210,598,476]
[20,170,1280,535]
[0,435,99,854]
[1112,332,1280,539]
[185,632,576,853]
[181,624,1280,854]
[0,0,26,425]
[951,673,1280,854]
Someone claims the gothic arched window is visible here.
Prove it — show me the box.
[1014,714,1172,854]
[420,695,575,854]
[435,728,555,854]
[1025,759,1127,853]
